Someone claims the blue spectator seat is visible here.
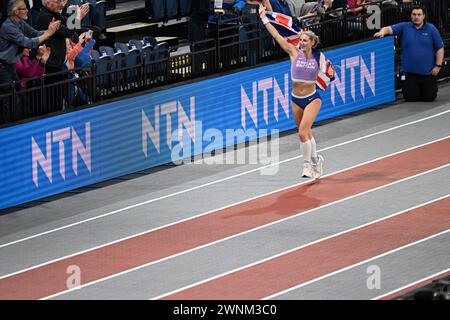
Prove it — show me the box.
[179,0,192,16]
[166,0,178,19]
[128,39,144,52]
[150,0,165,21]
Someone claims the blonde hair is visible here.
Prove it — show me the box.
[300,30,320,48]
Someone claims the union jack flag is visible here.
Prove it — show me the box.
[313,49,336,91]
[264,10,335,90]
[264,11,302,47]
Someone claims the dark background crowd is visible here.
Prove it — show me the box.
[0,0,448,124]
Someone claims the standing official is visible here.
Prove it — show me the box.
[375,4,444,102]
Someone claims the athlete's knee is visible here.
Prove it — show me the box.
[299,130,310,142]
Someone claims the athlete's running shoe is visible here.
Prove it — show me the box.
[312,154,324,179]
[302,162,314,178]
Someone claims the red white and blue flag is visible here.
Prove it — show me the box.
[263,9,335,90]
[264,11,302,47]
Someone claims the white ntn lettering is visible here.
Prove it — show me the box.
[331,52,376,105]
[32,122,91,187]
[241,74,290,129]
[142,97,195,157]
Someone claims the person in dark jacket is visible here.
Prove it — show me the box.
[189,0,211,75]
[67,0,107,39]
[189,0,210,44]
[35,0,80,111]
[35,0,80,76]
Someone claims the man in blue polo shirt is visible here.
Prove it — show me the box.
[374,4,444,102]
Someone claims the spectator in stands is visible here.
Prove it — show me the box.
[15,45,50,89]
[210,0,248,21]
[67,0,107,40]
[254,0,333,26]
[189,0,210,45]
[2,0,34,27]
[189,0,211,76]
[65,31,94,105]
[65,30,94,70]
[66,0,102,38]
[326,0,345,17]
[4,0,38,26]
[248,0,298,27]
[35,0,87,111]
[60,0,92,33]
[35,0,83,76]
[296,0,334,25]
[29,0,44,27]
[209,0,248,49]
[347,0,365,15]
[63,0,90,24]
[375,4,444,102]
[266,0,291,16]
[288,0,318,19]
[0,0,59,87]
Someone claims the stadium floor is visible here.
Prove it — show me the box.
[0,84,449,300]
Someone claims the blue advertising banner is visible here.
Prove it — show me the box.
[0,37,394,209]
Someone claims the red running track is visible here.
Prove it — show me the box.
[164,197,450,299]
[0,138,449,299]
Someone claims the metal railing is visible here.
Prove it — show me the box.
[1,0,448,126]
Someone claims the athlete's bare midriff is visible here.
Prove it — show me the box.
[292,81,316,96]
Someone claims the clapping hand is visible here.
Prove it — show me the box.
[36,45,45,59]
[41,46,51,64]
[47,18,61,35]
[37,45,51,65]
[76,3,90,21]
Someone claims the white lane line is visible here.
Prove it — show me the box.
[47,186,450,301]
[372,268,450,300]
[148,196,449,300]
[264,232,450,300]
[1,110,449,249]
[44,170,450,299]
[262,229,450,300]
[2,136,448,284]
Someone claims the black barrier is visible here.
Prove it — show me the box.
[1,1,449,126]
[394,275,450,300]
